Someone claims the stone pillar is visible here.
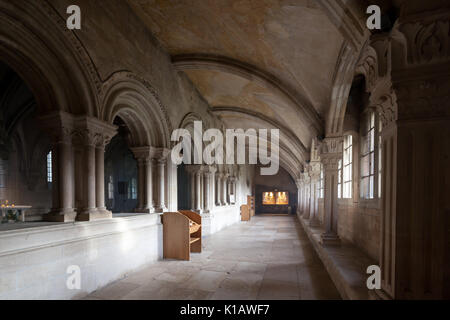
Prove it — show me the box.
[153,148,170,213]
[203,166,216,213]
[39,113,77,222]
[95,144,111,216]
[145,158,154,212]
[319,137,342,246]
[309,162,321,227]
[136,158,145,211]
[131,147,155,214]
[366,15,450,299]
[216,173,223,206]
[195,169,202,213]
[190,170,196,210]
[222,173,229,205]
[47,129,76,222]
[302,172,311,219]
[295,178,303,216]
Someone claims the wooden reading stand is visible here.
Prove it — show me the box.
[241,204,250,221]
[163,210,202,261]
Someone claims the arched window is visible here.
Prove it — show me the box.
[47,151,52,183]
[338,135,353,199]
[128,178,137,200]
[108,175,114,200]
[319,164,324,199]
[360,110,381,199]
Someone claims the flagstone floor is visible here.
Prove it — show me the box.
[84,214,341,300]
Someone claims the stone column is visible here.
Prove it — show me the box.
[319,137,342,246]
[295,178,303,216]
[190,170,196,210]
[222,173,229,205]
[302,172,311,219]
[47,129,76,222]
[39,113,77,223]
[95,143,112,217]
[203,166,216,213]
[136,158,145,211]
[195,169,203,213]
[216,173,223,206]
[153,149,170,213]
[131,147,155,214]
[144,158,154,213]
[309,162,321,227]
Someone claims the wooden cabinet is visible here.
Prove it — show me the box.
[163,210,202,261]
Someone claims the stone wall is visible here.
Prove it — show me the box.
[0,214,162,300]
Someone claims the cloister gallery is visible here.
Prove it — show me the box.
[0,0,448,301]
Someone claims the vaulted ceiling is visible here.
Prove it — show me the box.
[127,0,347,176]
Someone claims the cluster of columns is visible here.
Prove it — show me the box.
[186,166,237,214]
[40,112,117,222]
[131,147,170,214]
[297,140,338,242]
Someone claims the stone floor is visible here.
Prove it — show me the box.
[85,214,341,300]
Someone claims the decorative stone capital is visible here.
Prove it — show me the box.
[319,137,343,172]
[152,148,170,162]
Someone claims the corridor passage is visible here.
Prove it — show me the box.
[85,215,341,300]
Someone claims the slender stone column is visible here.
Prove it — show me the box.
[95,145,108,215]
[319,137,342,246]
[302,172,311,219]
[309,162,321,227]
[195,169,202,213]
[47,130,76,222]
[190,170,196,210]
[222,173,229,205]
[203,171,211,213]
[216,173,223,206]
[153,149,169,213]
[144,158,154,212]
[41,120,77,222]
[136,158,145,211]
[131,147,155,214]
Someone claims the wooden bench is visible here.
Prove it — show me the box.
[163,210,202,261]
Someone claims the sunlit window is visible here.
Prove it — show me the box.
[343,135,353,199]
[338,159,342,199]
[47,151,52,183]
[361,111,376,199]
[378,118,383,198]
[319,164,324,199]
[128,178,137,200]
[108,176,114,200]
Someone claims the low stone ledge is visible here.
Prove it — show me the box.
[298,214,376,300]
[0,213,160,256]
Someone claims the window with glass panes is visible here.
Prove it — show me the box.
[338,159,342,199]
[319,164,324,198]
[47,151,52,183]
[361,111,376,199]
[342,135,353,198]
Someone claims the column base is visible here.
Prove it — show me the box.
[195,209,203,214]
[77,209,112,221]
[309,217,321,227]
[135,207,155,214]
[154,206,167,213]
[320,232,341,246]
[302,213,310,220]
[43,209,77,223]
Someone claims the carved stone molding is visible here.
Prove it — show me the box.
[394,77,450,120]
[319,137,343,171]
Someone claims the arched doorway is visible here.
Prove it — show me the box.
[104,117,139,214]
[0,61,52,221]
